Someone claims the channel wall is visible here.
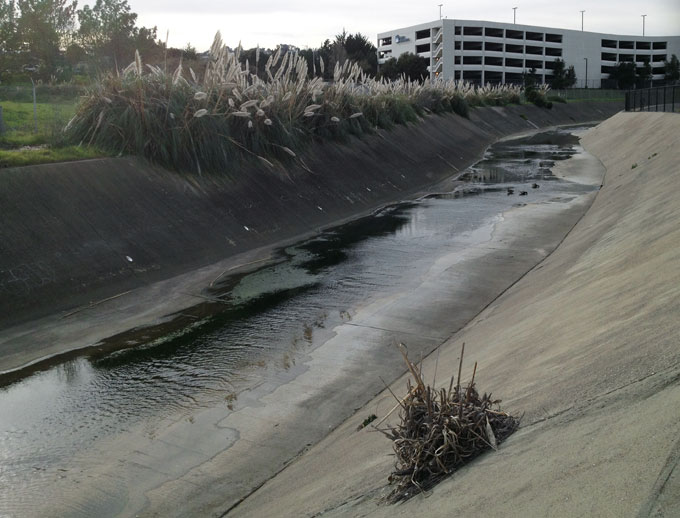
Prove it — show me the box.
[0,101,621,329]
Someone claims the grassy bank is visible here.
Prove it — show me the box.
[0,88,107,167]
[0,100,76,145]
[64,32,533,175]
[0,145,103,168]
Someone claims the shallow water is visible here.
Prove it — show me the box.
[0,126,596,516]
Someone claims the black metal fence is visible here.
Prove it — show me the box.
[625,85,680,113]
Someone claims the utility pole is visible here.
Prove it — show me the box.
[580,10,585,31]
[439,4,443,19]
[641,14,646,36]
[513,6,517,24]
[583,57,588,88]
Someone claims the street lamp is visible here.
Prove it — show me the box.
[580,10,585,31]
[439,4,443,20]
[641,14,646,36]
[513,6,517,24]
[583,57,588,88]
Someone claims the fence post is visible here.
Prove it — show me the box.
[655,87,658,112]
[31,78,38,133]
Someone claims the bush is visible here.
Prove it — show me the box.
[526,85,553,109]
[64,33,526,175]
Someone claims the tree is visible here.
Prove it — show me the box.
[610,61,636,89]
[344,32,377,76]
[549,58,576,89]
[329,30,348,74]
[0,0,19,77]
[299,30,379,80]
[183,42,197,61]
[15,0,77,77]
[522,67,539,89]
[636,57,652,88]
[378,56,398,80]
[378,52,428,82]
[77,0,140,70]
[665,54,679,83]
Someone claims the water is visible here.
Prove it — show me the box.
[0,126,597,516]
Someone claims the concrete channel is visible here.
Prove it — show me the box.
[0,117,616,516]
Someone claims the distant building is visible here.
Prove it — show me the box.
[377,20,680,87]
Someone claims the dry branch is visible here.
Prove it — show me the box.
[384,343,519,502]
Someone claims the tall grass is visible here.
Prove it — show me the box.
[65,32,524,175]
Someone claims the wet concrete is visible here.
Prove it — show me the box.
[0,126,607,517]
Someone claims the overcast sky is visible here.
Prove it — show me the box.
[128,0,680,51]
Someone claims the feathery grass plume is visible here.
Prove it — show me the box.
[134,50,142,76]
[64,31,527,175]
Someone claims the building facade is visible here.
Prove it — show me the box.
[377,20,680,87]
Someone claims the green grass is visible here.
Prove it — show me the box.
[0,145,106,168]
[565,97,624,103]
[547,95,567,104]
[0,99,91,167]
[0,83,85,103]
[0,100,76,144]
[0,88,108,168]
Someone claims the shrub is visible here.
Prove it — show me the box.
[525,84,553,109]
[64,32,525,175]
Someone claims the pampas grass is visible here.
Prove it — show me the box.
[65,32,526,175]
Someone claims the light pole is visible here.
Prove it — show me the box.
[641,14,646,36]
[580,10,585,31]
[513,6,517,24]
[583,57,588,88]
[439,3,443,19]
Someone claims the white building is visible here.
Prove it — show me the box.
[377,20,680,87]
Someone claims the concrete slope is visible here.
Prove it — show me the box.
[228,112,680,517]
[0,101,620,374]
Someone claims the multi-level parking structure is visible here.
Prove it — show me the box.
[377,19,680,87]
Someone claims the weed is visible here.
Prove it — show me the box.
[357,414,377,430]
[225,392,237,410]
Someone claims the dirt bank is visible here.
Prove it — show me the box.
[227,112,680,518]
[0,101,620,374]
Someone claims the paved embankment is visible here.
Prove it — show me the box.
[0,101,620,374]
[227,112,680,517]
